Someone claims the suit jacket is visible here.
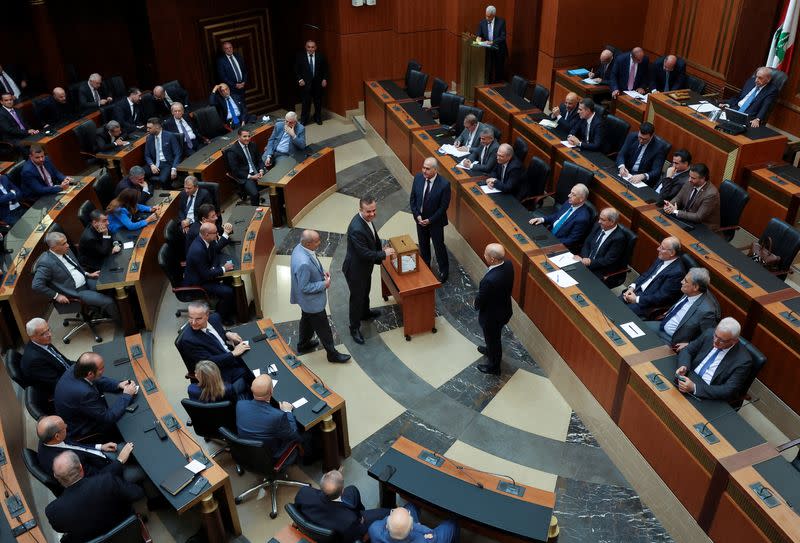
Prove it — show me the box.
[676,329,754,401]
[217,53,248,89]
[78,224,113,272]
[37,440,113,478]
[570,113,605,152]
[164,115,202,150]
[95,127,127,153]
[0,106,28,141]
[176,314,250,386]
[112,98,143,133]
[140,93,169,120]
[477,17,508,56]
[725,77,779,122]
[467,140,499,173]
[591,60,614,85]
[0,174,22,221]
[650,56,687,92]
[38,97,75,127]
[209,92,247,127]
[21,157,65,197]
[454,122,485,154]
[654,168,689,205]
[236,399,300,459]
[543,202,593,250]
[631,258,684,312]
[342,214,385,281]
[290,243,328,314]
[579,224,628,278]
[184,236,227,286]
[295,486,367,542]
[615,133,669,182]
[410,173,450,227]
[78,81,108,113]
[53,366,132,440]
[264,120,306,160]
[663,292,720,345]
[114,177,151,203]
[21,341,74,396]
[45,462,143,543]
[672,181,720,230]
[144,129,182,171]
[475,260,514,328]
[226,141,264,180]
[294,51,329,86]
[178,188,212,222]
[556,103,582,132]
[610,52,650,92]
[490,157,525,200]
[32,250,92,300]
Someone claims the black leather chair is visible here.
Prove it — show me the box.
[73,119,100,165]
[25,386,53,420]
[487,123,502,142]
[22,448,63,497]
[106,76,127,100]
[603,114,630,156]
[601,225,638,289]
[686,75,706,95]
[32,96,53,127]
[531,83,549,111]
[285,502,342,543]
[5,160,25,189]
[67,82,83,112]
[4,350,27,388]
[528,160,594,211]
[717,180,749,241]
[437,92,464,129]
[453,105,483,135]
[218,427,309,519]
[513,136,528,163]
[406,69,428,102]
[680,252,699,271]
[93,168,116,208]
[223,148,260,205]
[197,181,220,211]
[735,337,767,407]
[158,243,208,318]
[746,218,800,279]
[510,75,529,99]
[163,219,186,256]
[180,399,238,463]
[78,200,96,228]
[404,60,422,91]
[193,106,228,139]
[520,157,551,210]
[764,70,788,123]
[85,514,151,543]
[174,322,199,382]
[426,78,448,118]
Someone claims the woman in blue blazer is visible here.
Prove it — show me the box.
[106,188,159,233]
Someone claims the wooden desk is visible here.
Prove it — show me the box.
[95,132,147,178]
[364,80,412,139]
[380,257,440,340]
[0,162,14,174]
[475,83,540,144]
[21,111,101,173]
[511,113,568,175]
[613,93,647,128]
[740,164,800,234]
[552,69,610,108]
[273,525,309,543]
[386,102,438,172]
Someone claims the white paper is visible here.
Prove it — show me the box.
[546,269,578,288]
[624,90,648,102]
[480,184,501,194]
[252,368,261,376]
[292,397,308,409]
[474,40,491,48]
[560,140,576,148]
[268,364,277,374]
[455,159,471,170]
[689,102,719,114]
[539,119,558,128]
[438,144,469,158]
[582,78,599,85]
[401,254,417,271]
[620,322,645,338]
[548,252,576,268]
[619,172,648,188]
[185,460,206,474]
[122,241,135,249]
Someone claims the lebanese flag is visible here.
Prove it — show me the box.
[767,0,800,72]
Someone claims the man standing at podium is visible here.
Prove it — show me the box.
[476,5,507,83]
[475,243,514,375]
[410,158,450,283]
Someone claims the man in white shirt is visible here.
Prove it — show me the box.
[164,102,205,155]
[217,41,248,98]
[620,236,684,317]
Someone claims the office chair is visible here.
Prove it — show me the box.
[106,76,127,100]
[193,106,228,139]
[163,219,186,256]
[510,75,529,99]
[717,180,749,241]
[743,218,800,279]
[22,448,63,497]
[78,200,96,228]
[406,69,429,102]
[93,168,116,208]
[4,350,28,389]
[55,296,114,344]
[223,148,261,206]
[73,119,101,166]
[600,225,638,289]
[25,386,54,420]
[426,78,448,118]
[734,337,767,408]
[180,399,238,466]
[527,160,594,212]
[285,503,342,543]
[603,114,630,156]
[84,514,152,543]
[531,83,549,110]
[520,157,551,210]
[686,75,706,94]
[512,136,528,163]
[404,60,422,90]
[157,243,209,318]
[437,93,464,129]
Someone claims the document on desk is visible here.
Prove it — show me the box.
[582,78,599,85]
[480,184,502,194]
[455,159,472,170]
[185,459,206,474]
[546,269,578,288]
[122,241,135,249]
[548,251,576,268]
[539,119,558,129]
[292,397,308,409]
[619,321,645,338]
[619,172,649,188]
[560,140,576,148]
[689,102,719,114]
[438,144,469,158]
[624,90,648,102]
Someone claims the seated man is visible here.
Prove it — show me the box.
[610,46,650,98]
[573,207,627,284]
[45,451,144,543]
[650,55,686,93]
[616,122,668,185]
[662,163,720,230]
[185,203,232,249]
[184,223,236,321]
[453,113,484,153]
[38,87,75,127]
[21,317,74,396]
[369,503,459,543]
[152,85,188,112]
[722,66,778,127]
[529,183,593,251]
[0,92,38,150]
[0,173,25,225]
[164,102,204,156]
[112,87,143,133]
[53,352,138,442]
[79,210,121,273]
[620,236,684,317]
[588,49,615,85]
[210,82,247,129]
[95,120,128,153]
[484,143,524,200]
[653,149,691,204]
[32,231,119,322]
[177,300,253,384]
[550,91,582,132]
[236,374,302,460]
[675,317,754,402]
[460,127,498,174]
[263,111,306,167]
[114,165,151,204]
[178,176,212,232]
[226,127,264,206]
[78,73,112,114]
[295,469,390,542]
[21,145,70,198]
[646,267,720,349]
[566,98,605,152]
[144,117,182,187]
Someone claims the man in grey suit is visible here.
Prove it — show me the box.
[454,114,484,154]
[290,230,350,363]
[32,232,118,321]
[263,111,306,167]
[461,128,499,174]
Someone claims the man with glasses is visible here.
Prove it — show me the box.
[21,318,75,396]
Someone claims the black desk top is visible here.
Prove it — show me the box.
[485,190,561,248]
[369,447,552,542]
[97,131,146,157]
[491,84,539,111]
[377,80,410,100]
[260,151,307,185]
[0,516,15,543]
[397,101,437,127]
[753,456,800,512]
[677,93,780,140]
[423,128,456,146]
[521,112,571,141]
[581,151,660,204]
[767,164,800,187]
[178,119,272,171]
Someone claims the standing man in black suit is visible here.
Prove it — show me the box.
[225,127,264,206]
[144,117,182,188]
[112,87,143,134]
[621,236,684,317]
[410,158,451,282]
[295,40,329,126]
[476,5,507,83]
[184,222,236,323]
[461,128,499,174]
[650,55,687,93]
[177,176,212,232]
[573,207,628,284]
[217,41,248,100]
[164,102,204,156]
[21,317,74,396]
[45,451,144,542]
[567,98,605,152]
[79,210,121,273]
[654,149,691,205]
[485,143,525,200]
[475,243,514,375]
[610,47,649,98]
[342,196,396,344]
[616,122,669,186]
[78,73,113,114]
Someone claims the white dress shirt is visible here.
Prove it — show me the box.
[694,345,733,385]
[51,250,86,290]
[663,293,701,336]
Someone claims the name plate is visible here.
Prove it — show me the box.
[570,293,589,307]
[689,242,708,255]
[646,372,670,391]
[497,481,525,497]
[693,423,719,444]
[417,450,444,467]
[750,482,781,508]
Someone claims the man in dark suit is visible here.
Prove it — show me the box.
[178,176,212,231]
[144,117,182,188]
[616,122,669,185]
[0,173,25,225]
[216,41,248,99]
[114,165,151,204]
[410,158,451,282]
[475,243,514,375]
[662,163,720,230]
[567,98,605,152]
[0,91,38,148]
[477,5,507,83]
[53,352,138,441]
[78,74,112,114]
[21,144,71,198]
[177,301,253,383]
[45,450,144,543]
[263,111,306,167]
[675,318,754,402]
[236,374,302,460]
[225,127,264,206]
[550,92,582,132]
[164,102,204,155]
[573,207,628,284]
[723,66,778,127]
[112,87,144,133]
[342,196,397,344]
[38,87,75,127]
[0,65,26,100]
[210,83,248,129]
[653,149,691,205]
[589,49,615,85]
[295,40,329,125]
[369,504,459,543]
[185,203,232,250]
[184,222,236,322]
[461,128,499,174]
[646,267,720,348]
[485,143,524,200]
[650,55,687,92]
[153,85,188,112]
[621,236,684,317]
[79,210,121,273]
[21,318,75,396]
[95,120,129,152]
[529,183,593,252]
[454,113,485,154]
[295,470,390,542]
[610,47,650,98]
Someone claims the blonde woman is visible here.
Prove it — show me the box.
[188,360,250,403]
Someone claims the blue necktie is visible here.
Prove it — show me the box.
[227,97,239,126]
[738,86,760,114]
[695,348,720,381]
[660,296,688,331]
[552,206,575,235]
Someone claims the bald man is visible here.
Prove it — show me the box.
[650,55,686,93]
[369,503,459,543]
[723,66,778,127]
[38,87,75,127]
[475,243,514,375]
[589,49,615,85]
[550,91,582,132]
[184,221,236,323]
[236,374,302,460]
[410,157,450,282]
[610,46,649,98]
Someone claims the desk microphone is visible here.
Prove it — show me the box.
[702,253,733,273]
[174,426,192,461]
[699,397,760,436]
[434,452,483,489]
[299,362,329,395]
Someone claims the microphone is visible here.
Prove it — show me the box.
[433,452,483,489]
[702,253,733,272]
[299,362,330,396]
[699,397,760,436]
[174,426,192,461]
[775,437,800,454]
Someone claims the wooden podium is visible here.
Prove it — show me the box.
[380,254,441,340]
[459,33,486,102]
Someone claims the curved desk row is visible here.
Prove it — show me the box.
[20,111,102,174]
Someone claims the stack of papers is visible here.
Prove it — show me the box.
[620,322,645,338]
[480,184,501,194]
[438,144,469,158]
[546,269,578,288]
[539,119,558,129]
[624,90,648,102]
[619,172,648,188]
[547,252,576,268]
[560,140,576,148]
[689,102,719,114]
[582,78,600,85]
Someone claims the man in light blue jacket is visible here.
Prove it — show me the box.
[263,111,306,167]
[290,229,350,363]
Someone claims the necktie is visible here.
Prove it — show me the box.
[155,135,162,167]
[664,71,670,91]
[480,145,487,164]
[314,253,324,273]
[660,296,689,331]
[46,345,70,369]
[585,119,591,141]
[229,56,242,83]
[92,86,100,104]
[0,74,9,93]
[180,119,193,148]
[165,92,173,106]
[64,252,79,270]
[589,229,605,259]
[488,21,493,41]
[9,108,24,130]
[309,54,314,76]
[242,144,255,173]
[130,103,136,122]
[227,97,239,126]
[552,207,575,234]
[370,222,378,245]
[632,144,646,172]
[38,165,52,186]
[422,180,432,212]
[501,163,507,181]
[627,61,637,90]
[738,85,760,113]
[186,194,194,215]
[695,348,720,382]
[686,187,699,209]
